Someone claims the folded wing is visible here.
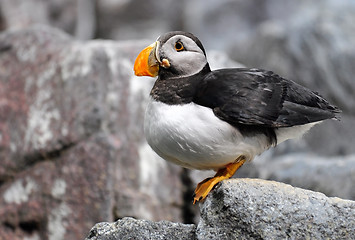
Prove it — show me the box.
[194,68,340,128]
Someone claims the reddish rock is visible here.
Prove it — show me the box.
[0,26,185,239]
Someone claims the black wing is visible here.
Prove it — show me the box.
[193,68,340,128]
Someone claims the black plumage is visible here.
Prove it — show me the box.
[194,68,340,128]
[152,65,340,146]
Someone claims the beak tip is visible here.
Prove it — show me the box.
[133,42,159,77]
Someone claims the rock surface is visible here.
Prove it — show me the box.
[86,218,196,240]
[197,179,355,240]
[86,179,355,240]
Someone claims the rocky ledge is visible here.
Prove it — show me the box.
[86,178,355,240]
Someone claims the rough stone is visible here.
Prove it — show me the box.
[85,179,355,240]
[197,179,355,240]
[0,136,114,239]
[86,217,196,240]
[0,26,184,239]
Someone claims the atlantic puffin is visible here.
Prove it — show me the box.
[133,31,340,204]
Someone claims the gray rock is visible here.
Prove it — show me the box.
[198,179,355,240]
[86,217,196,240]
[252,153,355,200]
[86,179,355,240]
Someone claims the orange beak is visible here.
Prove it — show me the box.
[134,42,159,77]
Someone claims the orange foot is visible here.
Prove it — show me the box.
[193,158,246,204]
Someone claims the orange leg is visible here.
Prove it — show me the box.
[193,157,246,204]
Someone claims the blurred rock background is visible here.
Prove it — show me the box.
[0,0,354,239]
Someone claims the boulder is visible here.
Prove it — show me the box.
[86,179,355,240]
[197,179,355,239]
[86,218,196,240]
[0,26,184,239]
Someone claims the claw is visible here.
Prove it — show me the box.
[192,158,246,204]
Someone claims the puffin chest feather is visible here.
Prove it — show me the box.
[144,98,271,170]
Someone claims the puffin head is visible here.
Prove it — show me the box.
[134,31,208,79]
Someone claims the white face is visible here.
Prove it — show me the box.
[158,35,207,77]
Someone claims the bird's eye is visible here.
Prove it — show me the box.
[174,41,184,52]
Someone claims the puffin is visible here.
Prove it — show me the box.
[133,31,340,204]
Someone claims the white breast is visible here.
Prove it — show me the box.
[144,98,273,170]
